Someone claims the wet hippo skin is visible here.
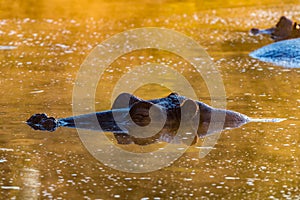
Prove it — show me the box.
[27,93,260,145]
[249,38,300,68]
[26,113,57,131]
[250,16,300,42]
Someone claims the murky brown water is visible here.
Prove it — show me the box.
[1,0,300,199]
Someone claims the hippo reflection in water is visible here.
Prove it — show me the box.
[27,93,283,145]
[250,16,300,42]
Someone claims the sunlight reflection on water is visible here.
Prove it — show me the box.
[0,0,300,199]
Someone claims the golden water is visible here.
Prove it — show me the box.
[0,0,300,199]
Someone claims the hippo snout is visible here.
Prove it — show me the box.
[26,113,58,132]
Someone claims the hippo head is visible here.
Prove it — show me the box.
[250,16,300,42]
[112,94,199,145]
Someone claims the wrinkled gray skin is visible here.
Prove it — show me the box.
[27,93,249,145]
[249,38,300,68]
[250,16,300,42]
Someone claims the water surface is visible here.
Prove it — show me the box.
[0,0,300,199]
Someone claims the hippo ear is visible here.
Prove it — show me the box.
[277,16,293,28]
[129,101,164,127]
[179,99,199,120]
[112,93,141,109]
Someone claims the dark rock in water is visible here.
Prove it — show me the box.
[250,16,300,42]
[249,38,300,68]
[26,93,284,145]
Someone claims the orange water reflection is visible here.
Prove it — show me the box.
[0,0,300,199]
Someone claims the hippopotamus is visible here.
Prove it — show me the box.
[27,93,283,145]
[250,16,300,42]
[249,16,300,68]
[249,38,300,68]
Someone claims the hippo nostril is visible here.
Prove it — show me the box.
[250,28,260,35]
[41,118,57,131]
[26,113,57,131]
[26,113,48,124]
